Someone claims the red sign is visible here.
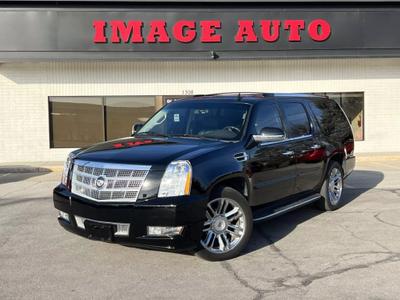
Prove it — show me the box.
[93,19,331,44]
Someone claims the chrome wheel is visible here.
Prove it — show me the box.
[200,198,246,254]
[328,167,343,205]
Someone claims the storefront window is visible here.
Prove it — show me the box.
[105,96,156,140]
[49,97,104,148]
[49,96,156,148]
[313,92,364,141]
[339,93,364,141]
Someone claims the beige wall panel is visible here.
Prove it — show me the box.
[0,58,399,162]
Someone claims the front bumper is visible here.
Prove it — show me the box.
[53,185,208,252]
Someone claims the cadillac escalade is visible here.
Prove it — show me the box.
[53,93,355,261]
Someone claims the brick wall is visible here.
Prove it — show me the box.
[0,58,399,162]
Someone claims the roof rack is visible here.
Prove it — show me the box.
[193,92,272,98]
[192,92,326,99]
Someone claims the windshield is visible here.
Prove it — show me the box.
[137,101,250,141]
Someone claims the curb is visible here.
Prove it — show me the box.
[0,165,63,174]
[356,155,400,162]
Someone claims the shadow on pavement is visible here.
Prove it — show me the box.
[244,169,384,255]
[0,170,51,185]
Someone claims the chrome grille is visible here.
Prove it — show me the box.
[71,160,151,203]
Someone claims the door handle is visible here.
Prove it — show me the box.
[282,151,295,156]
[311,144,322,150]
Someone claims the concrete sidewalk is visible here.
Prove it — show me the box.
[0,161,64,173]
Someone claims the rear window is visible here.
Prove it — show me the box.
[280,102,311,138]
[309,99,351,138]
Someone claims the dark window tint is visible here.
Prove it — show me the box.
[309,99,351,139]
[105,96,156,140]
[49,97,104,148]
[49,96,156,148]
[252,103,283,134]
[137,102,250,141]
[312,92,364,141]
[280,102,311,138]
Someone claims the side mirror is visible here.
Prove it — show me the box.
[132,123,144,136]
[252,127,285,143]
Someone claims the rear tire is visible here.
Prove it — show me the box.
[317,161,344,211]
[196,186,253,261]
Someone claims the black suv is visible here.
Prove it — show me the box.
[54,93,355,261]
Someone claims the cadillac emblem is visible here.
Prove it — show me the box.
[95,176,106,189]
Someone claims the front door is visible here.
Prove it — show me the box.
[247,102,296,206]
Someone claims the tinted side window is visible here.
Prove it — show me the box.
[280,102,311,138]
[252,103,283,134]
[309,99,351,138]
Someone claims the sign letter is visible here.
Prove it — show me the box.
[235,20,258,42]
[308,19,331,42]
[110,20,144,43]
[93,20,107,43]
[284,20,305,42]
[200,20,222,43]
[173,20,197,43]
[148,20,171,43]
[260,20,281,42]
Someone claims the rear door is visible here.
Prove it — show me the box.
[248,102,297,205]
[278,101,325,194]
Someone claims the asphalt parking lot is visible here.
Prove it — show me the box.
[1,160,400,300]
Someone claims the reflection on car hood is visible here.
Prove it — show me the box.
[74,136,228,168]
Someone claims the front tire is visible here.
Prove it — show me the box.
[196,187,253,261]
[317,161,344,211]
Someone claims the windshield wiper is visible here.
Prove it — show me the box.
[172,134,217,141]
[136,131,169,138]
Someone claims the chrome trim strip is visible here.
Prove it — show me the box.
[253,195,321,222]
[74,159,151,171]
[260,134,313,146]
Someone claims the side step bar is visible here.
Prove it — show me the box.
[253,194,321,222]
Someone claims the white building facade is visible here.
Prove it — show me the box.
[0,2,399,162]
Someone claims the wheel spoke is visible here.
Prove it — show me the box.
[215,199,223,215]
[207,204,217,217]
[224,206,239,218]
[228,212,242,222]
[204,231,213,247]
[228,223,243,232]
[222,233,230,250]
[227,229,241,238]
[202,224,211,232]
[218,234,225,251]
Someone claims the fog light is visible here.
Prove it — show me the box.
[115,224,130,237]
[58,211,70,222]
[75,216,85,229]
[147,226,183,237]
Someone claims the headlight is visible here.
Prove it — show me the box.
[158,160,192,198]
[61,153,75,186]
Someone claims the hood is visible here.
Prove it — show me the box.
[74,136,228,168]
